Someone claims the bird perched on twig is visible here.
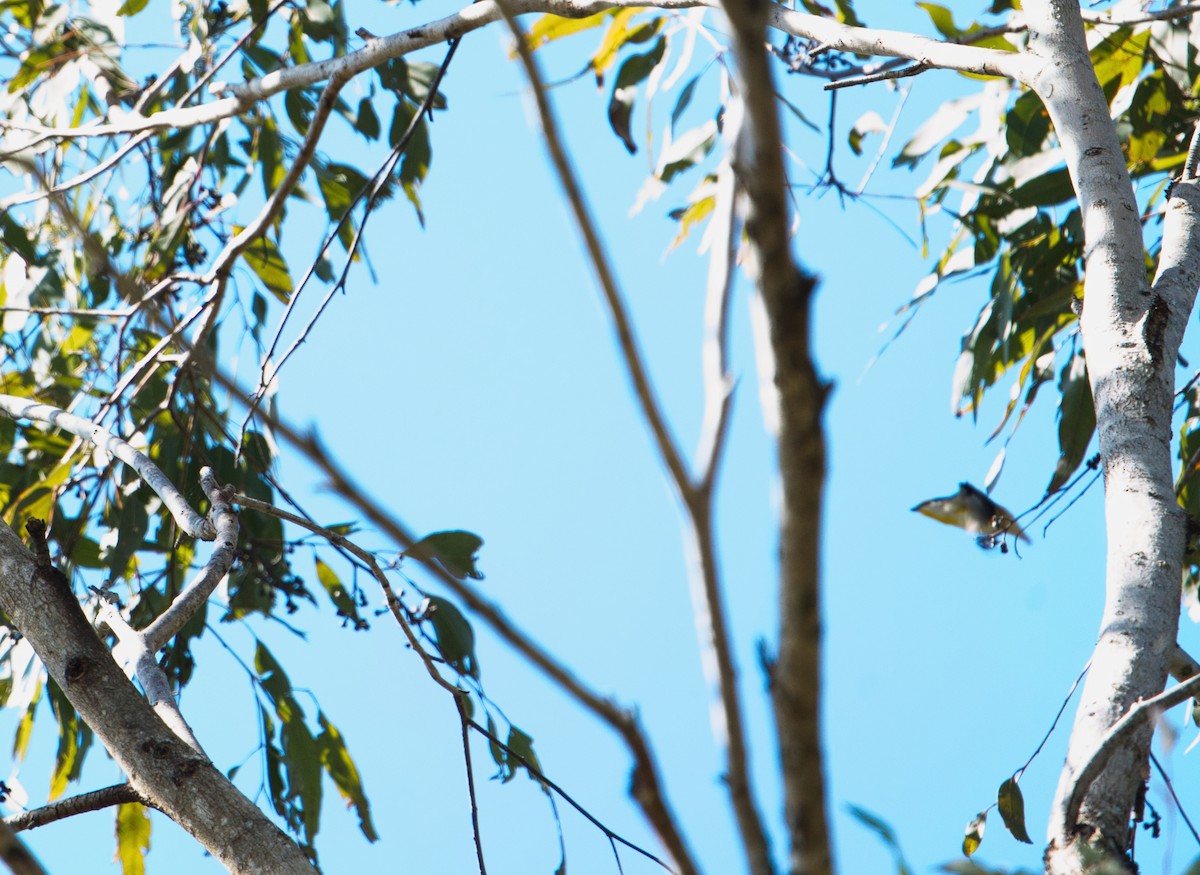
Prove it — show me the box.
[912,482,1028,550]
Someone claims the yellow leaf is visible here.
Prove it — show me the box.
[116,803,151,875]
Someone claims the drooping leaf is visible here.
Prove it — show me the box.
[115,803,151,875]
[997,777,1033,844]
[1048,352,1095,492]
[314,557,364,628]
[236,230,294,302]
[848,805,913,875]
[405,531,485,580]
[317,711,378,842]
[962,810,986,856]
[424,596,478,677]
[607,37,666,154]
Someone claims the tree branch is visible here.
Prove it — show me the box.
[0,396,215,540]
[1063,670,1200,830]
[0,521,314,872]
[0,819,47,875]
[141,468,238,651]
[498,3,772,872]
[6,784,147,833]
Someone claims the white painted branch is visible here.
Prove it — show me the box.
[0,396,215,540]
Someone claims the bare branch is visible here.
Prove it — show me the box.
[0,396,215,540]
[141,468,238,652]
[719,0,832,872]
[0,819,47,875]
[5,784,148,833]
[99,603,208,755]
[1064,670,1200,830]
[824,60,929,91]
[456,697,489,875]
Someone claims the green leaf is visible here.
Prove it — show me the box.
[116,0,150,14]
[236,230,294,303]
[405,531,485,580]
[997,777,1033,844]
[116,803,151,875]
[316,162,369,221]
[354,98,380,140]
[848,805,913,875]
[962,810,986,856]
[1048,352,1095,492]
[315,557,364,628]
[503,725,542,784]
[1006,91,1050,158]
[317,711,378,842]
[47,678,86,800]
[607,37,666,154]
[592,11,662,84]
[916,3,959,38]
[424,596,478,677]
[849,110,887,157]
[671,74,701,133]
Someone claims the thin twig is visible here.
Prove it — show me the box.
[466,717,674,872]
[1149,751,1200,848]
[1015,660,1090,781]
[5,784,149,833]
[232,492,464,697]
[825,60,929,90]
[457,697,488,875]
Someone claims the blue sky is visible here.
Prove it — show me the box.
[10,1,1200,874]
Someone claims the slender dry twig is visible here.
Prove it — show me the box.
[5,784,149,833]
[0,395,214,539]
[825,60,929,90]
[231,492,464,698]
[497,3,767,872]
[465,717,674,872]
[233,492,674,872]
[456,697,488,875]
[1149,751,1200,848]
[219,386,700,875]
[240,38,463,454]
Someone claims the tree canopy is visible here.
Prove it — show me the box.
[3,0,1200,874]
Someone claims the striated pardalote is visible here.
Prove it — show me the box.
[912,482,1028,549]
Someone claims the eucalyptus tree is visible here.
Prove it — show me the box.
[0,1,1198,874]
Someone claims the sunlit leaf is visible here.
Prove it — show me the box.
[236,229,293,302]
[116,803,151,875]
[962,809,986,856]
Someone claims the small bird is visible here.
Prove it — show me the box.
[912,482,1028,549]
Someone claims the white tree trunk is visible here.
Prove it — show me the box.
[0,521,315,874]
[1021,2,1199,870]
